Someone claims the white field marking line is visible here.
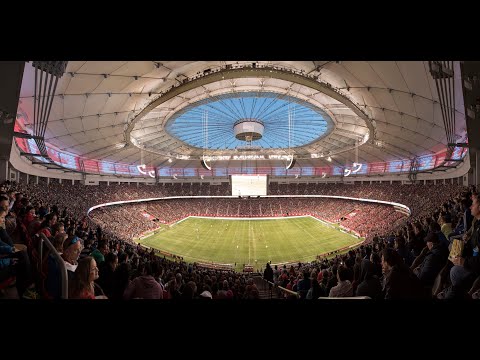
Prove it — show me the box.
[171,217,191,227]
[183,221,207,257]
[278,222,350,263]
[288,218,356,259]
[289,217,318,243]
[267,221,331,264]
[175,252,233,266]
[290,219,311,258]
[307,215,364,246]
[309,222,359,247]
[163,220,223,263]
[251,220,257,262]
[248,220,251,265]
[169,215,363,263]
[259,222,267,251]
[155,218,199,257]
[232,219,240,264]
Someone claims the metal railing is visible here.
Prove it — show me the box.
[261,277,299,299]
[37,233,68,299]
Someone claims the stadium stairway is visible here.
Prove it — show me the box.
[253,276,276,299]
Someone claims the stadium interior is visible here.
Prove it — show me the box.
[0,60,479,300]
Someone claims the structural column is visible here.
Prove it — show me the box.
[0,160,7,183]
[476,149,479,186]
[0,62,25,183]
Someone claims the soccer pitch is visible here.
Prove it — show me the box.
[138,216,361,271]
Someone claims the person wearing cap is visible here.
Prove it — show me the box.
[413,232,448,286]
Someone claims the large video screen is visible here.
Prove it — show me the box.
[231,175,267,196]
[417,155,436,171]
[450,147,467,160]
[388,161,404,173]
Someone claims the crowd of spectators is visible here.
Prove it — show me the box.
[89,197,406,241]
[1,178,478,300]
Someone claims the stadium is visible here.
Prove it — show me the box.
[0,60,479,300]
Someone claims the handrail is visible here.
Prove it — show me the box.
[262,277,299,299]
[317,296,371,300]
[37,233,68,299]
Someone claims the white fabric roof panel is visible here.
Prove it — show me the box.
[14,61,468,169]
[342,62,388,88]
[62,95,86,119]
[396,62,434,99]
[92,76,134,93]
[109,62,155,77]
[64,74,103,95]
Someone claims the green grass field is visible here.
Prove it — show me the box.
[138,216,362,271]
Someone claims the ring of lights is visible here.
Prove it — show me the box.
[233,118,264,141]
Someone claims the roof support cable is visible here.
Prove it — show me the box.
[29,61,68,167]
[428,61,456,160]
